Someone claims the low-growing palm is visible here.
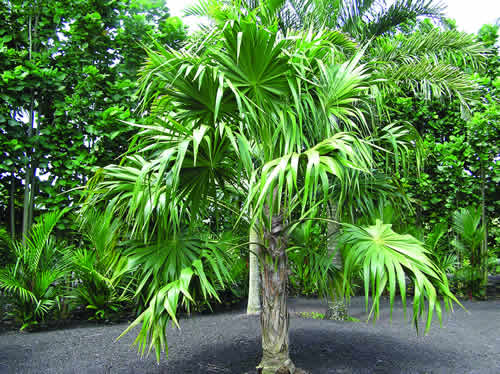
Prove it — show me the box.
[0,210,68,330]
[452,207,486,297]
[85,1,484,372]
[67,209,132,320]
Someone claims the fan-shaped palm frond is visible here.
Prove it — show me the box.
[117,232,236,361]
[340,220,459,333]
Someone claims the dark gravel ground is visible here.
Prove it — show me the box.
[0,296,499,374]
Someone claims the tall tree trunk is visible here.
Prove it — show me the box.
[22,97,34,244]
[257,214,295,373]
[247,224,261,315]
[22,13,37,244]
[480,163,488,296]
[10,170,16,239]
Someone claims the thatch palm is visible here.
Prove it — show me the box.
[85,2,483,372]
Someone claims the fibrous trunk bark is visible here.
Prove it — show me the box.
[247,225,261,315]
[257,214,295,374]
[328,204,346,314]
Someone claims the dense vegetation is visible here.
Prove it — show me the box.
[0,1,498,373]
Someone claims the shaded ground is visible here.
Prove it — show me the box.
[0,297,499,374]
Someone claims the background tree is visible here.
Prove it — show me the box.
[0,0,187,239]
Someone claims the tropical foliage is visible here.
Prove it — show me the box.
[67,210,132,320]
[79,1,490,372]
[0,1,497,373]
[0,210,68,330]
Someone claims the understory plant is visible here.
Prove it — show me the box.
[68,209,133,320]
[0,210,68,330]
[452,207,487,298]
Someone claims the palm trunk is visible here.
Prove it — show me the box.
[328,204,341,273]
[327,204,347,317]
[247,224,261,314]
[257,214,295,374]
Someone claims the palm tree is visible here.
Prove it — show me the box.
[452,207,486,299]
[84,2,484,372]
[186,0,487,314]
[0,209,68,330]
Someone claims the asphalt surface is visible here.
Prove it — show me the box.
[0,297,499,374]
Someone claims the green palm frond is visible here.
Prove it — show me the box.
[245,132,373,227]
[373,58,479,104]
[340,220,459,333]
[372,120,424,172]
[315,52,373,133]
[21,209,66,273]
[117,240,234,361]
[451,207,485,253]
[371,29,488,69]
[0,266,37,303]
[357,0,444,38]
